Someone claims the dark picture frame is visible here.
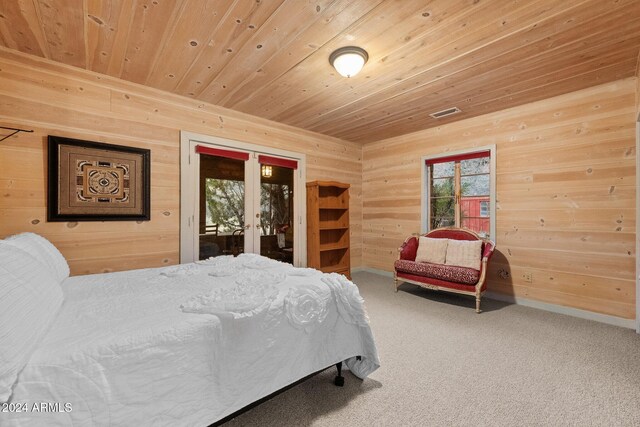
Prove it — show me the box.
[47,135,151,222]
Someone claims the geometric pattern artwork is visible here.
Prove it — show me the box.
[77,160,128,203]
[48,135,150,222]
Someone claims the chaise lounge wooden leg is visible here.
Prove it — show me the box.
[475,295,481,313]
[394,274,398,292]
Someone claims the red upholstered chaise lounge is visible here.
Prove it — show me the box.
[394,227,495,313]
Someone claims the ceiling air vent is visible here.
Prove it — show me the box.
[429,107,461,119]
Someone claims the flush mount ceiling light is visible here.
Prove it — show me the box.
[329,46,368,78]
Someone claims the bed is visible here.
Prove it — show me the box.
[0,233,379,426]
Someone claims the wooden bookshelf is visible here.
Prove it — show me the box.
[306,181,350,279]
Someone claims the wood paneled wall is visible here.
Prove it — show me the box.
[0,47,362,275]
[363,78,637,320]
[636,53,640,117]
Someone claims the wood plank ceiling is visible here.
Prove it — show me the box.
[1,0,639,143]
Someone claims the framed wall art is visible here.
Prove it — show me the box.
[47,136,150,222]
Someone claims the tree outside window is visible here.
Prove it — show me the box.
[260,183,291,235]
[204,178,244,233]
[204,178,293,236]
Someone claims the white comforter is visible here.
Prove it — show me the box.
[3,255,379,426]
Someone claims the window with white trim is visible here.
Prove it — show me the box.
[424,149,494,239]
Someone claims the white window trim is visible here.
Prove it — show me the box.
[180,131,307,267]
[420,145,496,242]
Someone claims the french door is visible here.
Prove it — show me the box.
[180,132,306,266]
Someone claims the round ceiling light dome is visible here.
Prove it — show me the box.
[329,46,368,78]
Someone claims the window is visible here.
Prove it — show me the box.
[479,201,489,217]
[423,148,495,240]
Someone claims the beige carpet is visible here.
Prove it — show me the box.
[224,271,640,426]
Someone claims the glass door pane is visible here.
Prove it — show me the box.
[258,163,294,264]
[199,155,246,260]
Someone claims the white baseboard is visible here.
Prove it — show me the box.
[352,268,636,330]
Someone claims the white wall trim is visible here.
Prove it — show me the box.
[420,145,497,242]
[352,269,636,329]
[180,131,307,267]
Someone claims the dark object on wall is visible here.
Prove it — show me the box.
[47,136,150,222]
[0,125,33,142]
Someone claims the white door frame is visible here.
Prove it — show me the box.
[180,131,307,267]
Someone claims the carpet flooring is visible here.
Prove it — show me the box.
[223,271,640,426]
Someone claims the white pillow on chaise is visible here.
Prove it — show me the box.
[4,232,70,282]
[445,239,483,270]
[415,236,448,264]
[0,238,65,402]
